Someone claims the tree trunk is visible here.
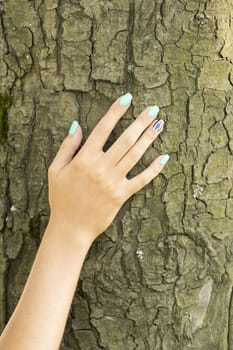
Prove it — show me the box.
[1,0,233,349]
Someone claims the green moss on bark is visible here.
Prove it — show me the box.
[0,93,12,144]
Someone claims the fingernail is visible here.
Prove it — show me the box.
[147,105,159,118]
[152,119,164,132]
[119,92,133,106]
[69,120,79,135]
[160,154,170,166]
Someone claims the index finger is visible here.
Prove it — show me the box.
[85,93,133,151]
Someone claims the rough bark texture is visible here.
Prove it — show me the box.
[1,0,233,349]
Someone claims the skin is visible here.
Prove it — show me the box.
[0,95,168,350]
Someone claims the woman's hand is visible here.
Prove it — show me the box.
[48,93,169,245]
[0,93,169,350]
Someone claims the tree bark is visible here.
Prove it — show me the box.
[1,0,233,349]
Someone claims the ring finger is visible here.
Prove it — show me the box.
[116,119,165,177]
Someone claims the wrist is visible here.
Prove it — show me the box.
[46,215,95,251]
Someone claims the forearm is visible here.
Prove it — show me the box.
[0,218,93,350]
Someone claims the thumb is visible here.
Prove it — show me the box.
[49,120,83,176]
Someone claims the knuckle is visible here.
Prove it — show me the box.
[121,133,135,148]
[103,179,113,192]
[101,177,123,202]
[94,167,104,182]
[137,117,147,130]
[130,149,140,163]
[138,176,147,190]
[111,99,121,111]
[73,152,89,170]
[60,137,77,154]
[96,120,112,136]
[99,101,120,128]
[89,162,106,182]
[145,130,156,143]
[145,167,155,181]
[131,173,150,194]
[148,167,159,183]
[60,138,70,149]
[72,160,83,173]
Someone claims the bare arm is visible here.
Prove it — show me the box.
[0,92,169,350]
[0,219,93,350]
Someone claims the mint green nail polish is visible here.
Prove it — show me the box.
[119,92,133,106]
[69,120,79,135]
[148,105,159,118]
[160,154,169,166]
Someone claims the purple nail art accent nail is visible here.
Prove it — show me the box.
[152,119,164,132]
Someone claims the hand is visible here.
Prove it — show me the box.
[48,93,169,245]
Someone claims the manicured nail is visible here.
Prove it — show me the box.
[119,92,133,106]
[69,120,79,135]
[152,119,164,132]
[147,105,159,118]
[160,154,170,166]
